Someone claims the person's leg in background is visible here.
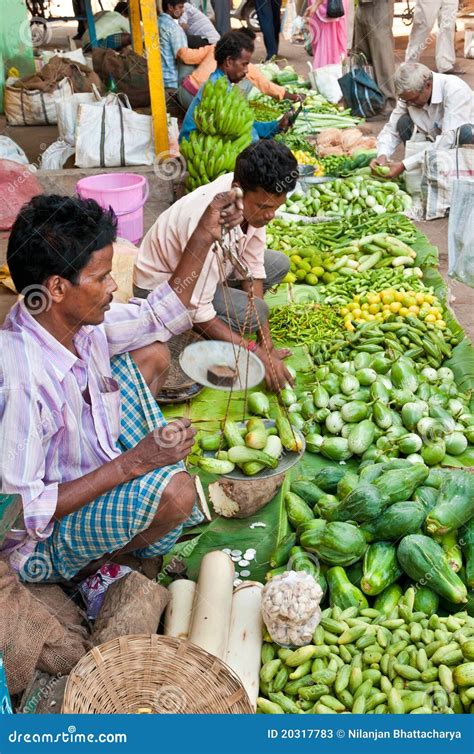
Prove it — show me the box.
[72,0,87,38]
[211,0,231,34]
[354,0,396,111]
[346,0,355,50]
[436,0,458,72]
[256,0,279,59]
[405,0,440,64]
[271,0,283,55]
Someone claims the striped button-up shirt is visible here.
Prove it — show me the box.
[0,282,191,570]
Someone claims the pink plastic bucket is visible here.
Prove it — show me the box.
[76,173,149,245]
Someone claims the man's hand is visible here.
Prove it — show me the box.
[278,111,295,132]
[257,347,294,392]
[200,188,244,241]
[370,154,388,172]
[383,161,405,178]
[284,91,306,103]
[129,418,196,476]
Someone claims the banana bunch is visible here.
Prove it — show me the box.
[194,76,254,139]
[181,77,255,192]
[180,130,252,192]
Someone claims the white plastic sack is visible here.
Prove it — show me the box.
[448,179,474,288]
[421,146,474,220]
[56,80,101,145]
[75,93,154,168]
[4,77,62,126]
[40,139,76,170]
[42,48,87,66]
[282,0,297,41]
[0,136,28,165]
[308,63,343,104]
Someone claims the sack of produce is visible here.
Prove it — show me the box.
[261,570,323,646]
[448,178,474,288]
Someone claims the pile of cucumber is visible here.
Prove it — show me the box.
[196,415,303,477]
[277,351,474,466]
[258,588,474,714]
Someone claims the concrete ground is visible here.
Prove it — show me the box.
[0,11,473,337]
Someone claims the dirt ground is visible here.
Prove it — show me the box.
[0,14,473,338]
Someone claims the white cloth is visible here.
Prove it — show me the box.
[180,3,220,42]
[405,0,458,73]
[376,72,474,170]
[82,11,130,44]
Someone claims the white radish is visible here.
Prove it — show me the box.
[188,551,234,660]
[225,582,263,710]
[163,580,196,639]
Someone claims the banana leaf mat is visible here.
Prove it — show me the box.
[158,228,474,581]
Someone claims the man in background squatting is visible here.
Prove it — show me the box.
[0,189,243,583]
[133,140,298,393]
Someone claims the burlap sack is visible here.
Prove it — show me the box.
[12,55,103,94]
[92,48,150,108]
[0,561,90,695]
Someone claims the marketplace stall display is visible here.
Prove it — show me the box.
[152,160,474,715]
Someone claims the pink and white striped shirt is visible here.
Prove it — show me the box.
[0,282,191,571]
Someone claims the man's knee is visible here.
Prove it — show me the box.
[396,113,415,144]
[458,124,474,146]
[130,341,171,393]
[264,250,290,287]
[158,471,196,525]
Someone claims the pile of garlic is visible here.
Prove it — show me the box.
[261,570,323,647]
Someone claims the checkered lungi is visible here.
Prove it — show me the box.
[20,353,203,582]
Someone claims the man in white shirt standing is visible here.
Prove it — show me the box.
[370,62,473,179]
[405,0,459,74]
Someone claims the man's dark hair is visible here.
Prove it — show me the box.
[234,141,298,195]
[114,1,129,15]
[7,195,117,295]
[162,0,184,11]
[215,30,255,66]
[238,27,257,43]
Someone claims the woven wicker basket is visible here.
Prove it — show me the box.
[62,634,253,714]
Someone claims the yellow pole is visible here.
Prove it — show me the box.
[140,0,169,156]
[129,0,143,56]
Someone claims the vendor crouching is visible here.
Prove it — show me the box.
[0,190,243,583]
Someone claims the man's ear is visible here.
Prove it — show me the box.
[46,275,70,304]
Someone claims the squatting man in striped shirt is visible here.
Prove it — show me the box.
[0,188,244,584]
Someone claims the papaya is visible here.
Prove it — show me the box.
[346,560,364,587]
[363,500,426,541]
[285,492,314,529]
[373,583,403,615]
[412,585,439,616]
[300,521,367,566]
[327,566,368,611]
[332,483,388,524]
[313,466,346,493]
[397,534,467,604]
[359,462,385,484]
[361,542,403,596]
[375,464,429,503]
[425,470,474,536]
[336,471,359,499]
[460,518,474,589]
[290,480,325,506]
[413,485,439,515]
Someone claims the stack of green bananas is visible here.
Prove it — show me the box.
[181,77,254,192]
[180,130,252,192]
[194,76,254,138]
